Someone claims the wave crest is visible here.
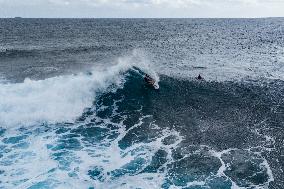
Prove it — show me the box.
[0,64,127,127]
[0,51,159,127]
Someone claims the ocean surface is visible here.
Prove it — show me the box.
[0,18,283,189]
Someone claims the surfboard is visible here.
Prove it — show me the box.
[153,82,159,89]
[132,66,159,89]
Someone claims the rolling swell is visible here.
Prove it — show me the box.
[0,45,125,58]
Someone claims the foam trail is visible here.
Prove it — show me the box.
[0,61,132,127]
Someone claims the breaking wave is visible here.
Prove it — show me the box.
[0,52,281,189]
[0,52,159,127]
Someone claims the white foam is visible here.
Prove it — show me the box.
[93,173,165,189]
[68,110,183,189]
[0,60,133,127]
[0,129,58,189]
[209,147,275,189]
[260,158,274,183]
[0,49,161,127]
[186,181,206,187]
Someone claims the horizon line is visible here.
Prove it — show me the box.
[1,16,284,19]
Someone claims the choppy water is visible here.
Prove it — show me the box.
[0,18,283,189]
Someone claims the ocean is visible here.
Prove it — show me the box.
[0,18,283,189]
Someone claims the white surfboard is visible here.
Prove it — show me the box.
[153,82,159,89]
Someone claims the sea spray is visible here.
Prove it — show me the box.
[0,53,159,127]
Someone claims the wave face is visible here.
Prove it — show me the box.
[0,67,283,189]
[0,18,284,189]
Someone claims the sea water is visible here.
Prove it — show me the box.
[0,18,283,189]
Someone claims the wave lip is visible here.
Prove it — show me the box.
[0,50,160,127]
[0,62,132,127]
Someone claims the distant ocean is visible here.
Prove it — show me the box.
[0,18,283,189]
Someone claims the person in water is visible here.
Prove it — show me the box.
[197,74,203,80]
[144,74,155,85]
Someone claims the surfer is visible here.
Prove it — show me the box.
[144,74,155,85]
[197,74,203,80]
[144,74,159,89]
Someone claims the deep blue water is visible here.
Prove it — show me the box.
[0,18,283,189]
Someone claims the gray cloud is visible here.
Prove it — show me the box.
[0,0,284,17]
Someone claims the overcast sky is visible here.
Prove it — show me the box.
[0,0,284,18]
